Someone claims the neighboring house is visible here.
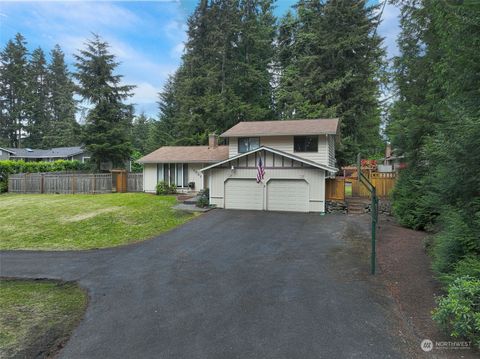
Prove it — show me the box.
[1,146,91,163]
[379,143,406,172]
[140,118,339,213]
[0,147,16,160]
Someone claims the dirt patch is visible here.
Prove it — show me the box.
[61,207,120,222]
[377,215,478,358]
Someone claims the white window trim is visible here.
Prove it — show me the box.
[160,163,189,188]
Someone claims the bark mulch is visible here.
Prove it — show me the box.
[376,215,477,359]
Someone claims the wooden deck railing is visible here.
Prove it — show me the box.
[326,172,397,201]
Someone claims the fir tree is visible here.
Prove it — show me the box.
[131,112,154,154]
[44,44,79,148]
[24,47,49,148]
[74,34,135,170]
[157,0,277,146]
[388,0,480,275]
[276,0,385,164]
[0,33,29,148]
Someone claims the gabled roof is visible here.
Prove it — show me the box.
[220,118,339,138]
[200,146,338,173]
[6,146,86,158]
[137,146,229,164]
[0,147,15,154]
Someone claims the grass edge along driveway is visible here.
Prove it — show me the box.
[0,193,195,250]
[0,279,87,359]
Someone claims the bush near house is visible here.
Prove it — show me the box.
[156,181,176,195]
[432,276,480,348]
[196,188,210,208]
[0,160,90,193]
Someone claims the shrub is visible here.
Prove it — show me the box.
[440,256,480,285]
[453,257,480,281]
[156,181,176,195]
[432,276,480,347]
[432,210,479,275]
[196,188,210,208]
[391,168,436,230]
[0,180,7,193]
[130,150,143,173]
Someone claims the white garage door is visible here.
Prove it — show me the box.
[267,180,309,212]
[225,179,264,210]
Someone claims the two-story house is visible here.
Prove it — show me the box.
[138,118,339,212]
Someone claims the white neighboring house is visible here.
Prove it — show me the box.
[139,118,339,213]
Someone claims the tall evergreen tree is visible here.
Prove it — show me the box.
[131,112,154,154]
[388,0,480,273]
[44,44,79,148]
[74,34,134,170]
[157,0,277,146]
[24,47,49,148]
[276,0,385,164]
[0,33,29,148]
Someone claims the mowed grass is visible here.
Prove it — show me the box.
[0,280,87,359]
[0,193,195,250]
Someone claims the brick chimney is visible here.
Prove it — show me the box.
[208,133,218,149]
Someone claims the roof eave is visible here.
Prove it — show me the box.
[200,146,338,173]
[220,131,338,138]
[137,159,226,164]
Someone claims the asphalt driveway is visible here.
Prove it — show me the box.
[0,210,406,359]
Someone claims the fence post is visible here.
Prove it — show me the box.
[93,174,96,194]
[41,174,44,194]
[371,188,377,275]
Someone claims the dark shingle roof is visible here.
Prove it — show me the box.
[6,147,86,158]
[0,147,15,154]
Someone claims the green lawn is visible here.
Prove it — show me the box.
[0,280,87,359]
[0,193,195,250]
[345,182,353,197]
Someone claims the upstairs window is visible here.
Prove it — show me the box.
[238,137,260,153]
[294,136,318,152]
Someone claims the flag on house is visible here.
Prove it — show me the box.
[256,156,265,183]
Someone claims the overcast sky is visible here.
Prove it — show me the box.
[0,0,400,118]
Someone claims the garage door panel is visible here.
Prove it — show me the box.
[267,180,309,212]
[225,179,263,210]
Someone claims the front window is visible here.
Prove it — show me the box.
[162,163,189,187]
[294,136,318,152]
[238,137,260,153]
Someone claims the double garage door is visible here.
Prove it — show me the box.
[224,179,309,212]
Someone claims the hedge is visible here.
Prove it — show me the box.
[0,160,91,193]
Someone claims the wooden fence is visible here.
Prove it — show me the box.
[8,172,142,194]
[325,177,346,201]
[127,173,143,192]
[326,172,396,201]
